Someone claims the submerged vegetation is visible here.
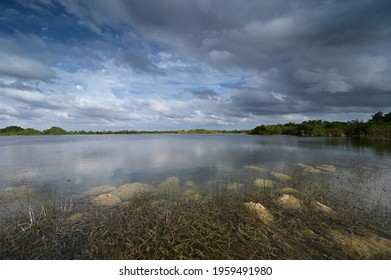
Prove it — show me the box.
[1,163,390,260]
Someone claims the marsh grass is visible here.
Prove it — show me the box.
[1,166,390,260]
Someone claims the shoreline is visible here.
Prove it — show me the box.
[1,131,390,141]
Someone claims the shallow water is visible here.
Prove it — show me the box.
[0,134,390,194]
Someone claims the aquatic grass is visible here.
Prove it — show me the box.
[0,186,80,259]
[1,166,391,260]
[319,160,391,230]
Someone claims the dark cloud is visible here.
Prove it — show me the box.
[229,87,300,116]
[192,89,218,100]
[124,51,161,74]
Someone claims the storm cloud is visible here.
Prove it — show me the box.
[0,0,390,130]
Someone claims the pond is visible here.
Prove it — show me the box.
[1,134,391,259]
[1,134,391,195]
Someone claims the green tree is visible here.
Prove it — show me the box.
[42,126,68,135]
[371,111,384,124]
[20,128,41,135]
[383,112,391,123]
[0,126,25,135]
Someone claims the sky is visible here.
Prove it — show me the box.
[0,0,391,131]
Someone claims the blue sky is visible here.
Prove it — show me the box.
[1,0,391,131]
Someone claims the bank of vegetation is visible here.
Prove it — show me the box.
[250,111,391,141]
[0,111,391,141]
[1,111,390,141]
[0,126,246,136]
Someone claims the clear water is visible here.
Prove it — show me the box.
[1,134,391,194]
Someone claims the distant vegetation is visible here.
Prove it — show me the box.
[0,126,42,136]
[250,111,391,141]
[1,111,390,140]
[0,126,247,136]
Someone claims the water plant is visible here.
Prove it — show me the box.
[0,165,390,260]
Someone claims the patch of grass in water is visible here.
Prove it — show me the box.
[1,169,390,260]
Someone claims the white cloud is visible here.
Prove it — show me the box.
[75,85,84,91]
[0,114,13,120]
[156,52,190,70]
[0,87,66,109]
[74,96,115,111]
[271,92,287,102]
[53,111,71,119]
[0,87,48,103]
[0,103,17,114]
[0,53,56,80]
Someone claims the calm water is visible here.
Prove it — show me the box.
[1,134,391,193]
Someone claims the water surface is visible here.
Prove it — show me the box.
[1,134,390,193]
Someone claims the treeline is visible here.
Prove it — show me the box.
[250,111,391,141]
[0,126,248,136]
[0,126,67,136]
[2,111,390,139]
